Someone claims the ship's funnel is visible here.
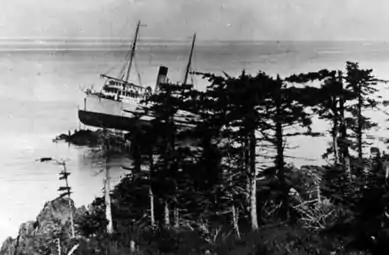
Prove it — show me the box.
[154,66,168,93]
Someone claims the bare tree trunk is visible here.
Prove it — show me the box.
[249,173,258,231]
[66,244,80,255]
[345,155,352,180]
[249,131,258,231]
[332,117,340,165]
[57,238,61,255]
[226,137,243,236]
[62,163,75,238]
[331,95,340,165]
[149,186,155,227]
[149,154,155,227]
[102,130,114,234]
[105,164,113,234]
[245,179,250,213]
[316,182,322,204]
[275,76,288,220]
[244,136,250,213]
[130,240,136,253]
[164,201,170,226]
[174,207,179,228]
[338,71,352,180]
[357,84,363,160]
[231,204,241,239]
[67,199,75,238]
[333,133,339,164]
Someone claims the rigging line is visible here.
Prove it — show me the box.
[133,54,142,85]
[103,66,116,77]
[103,30,132,77]
[190,39,197,88]
[119,44,133,79]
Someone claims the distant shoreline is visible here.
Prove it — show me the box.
[1,40,388,53]
[1,37,389,43]
[1,38,389,45]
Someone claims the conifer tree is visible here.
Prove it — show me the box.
[37,158,76,238]
[194,71,265,231]
[135,81,199,227]
[344,61,382,160]
[259,74,318,219]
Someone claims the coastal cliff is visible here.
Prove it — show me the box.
[0,197,86,255]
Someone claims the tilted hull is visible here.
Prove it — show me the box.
[78,109,151,130]
[78,94,196,131]
[79,94,153,130]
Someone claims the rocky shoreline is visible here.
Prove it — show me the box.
[0,129,131,255]
[0,197,87,255]
[53,129,103,147]
[53,128,130,152]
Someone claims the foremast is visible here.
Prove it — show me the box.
[182,33,196,85]
[100,20,142,84]
[124,20,141,83]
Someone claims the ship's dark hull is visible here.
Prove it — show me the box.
[78,110,151,131]
[79,94,197,131]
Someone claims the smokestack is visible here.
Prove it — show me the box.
[154,66,168,93]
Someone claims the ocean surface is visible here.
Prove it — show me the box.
[1,39,389,241]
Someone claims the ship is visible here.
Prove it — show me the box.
[78,20,198,131]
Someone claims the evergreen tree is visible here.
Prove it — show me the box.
[344,61,382,160]
[135,81,200,227]
[194,70,268,231]
[258,74,319,219]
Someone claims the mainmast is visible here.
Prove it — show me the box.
[124,20,141,83]
[183,33,196,85]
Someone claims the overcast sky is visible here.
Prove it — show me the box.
[2,0,389,41]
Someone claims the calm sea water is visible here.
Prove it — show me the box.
[1,40,389,241]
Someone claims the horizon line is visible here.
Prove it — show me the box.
[0,37,389,43]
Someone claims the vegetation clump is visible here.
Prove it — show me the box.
[4,61,389,255]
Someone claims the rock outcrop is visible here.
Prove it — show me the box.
[0,197,86,255]
[53,129,101,147]
[0,237,16,255]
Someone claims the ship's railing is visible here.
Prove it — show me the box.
[102,79,152,99]
[106,80,146,91]
[101,74,145,89]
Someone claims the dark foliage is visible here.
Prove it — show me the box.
[28,63,389,254]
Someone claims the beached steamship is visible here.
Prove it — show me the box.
[78,21,198,131]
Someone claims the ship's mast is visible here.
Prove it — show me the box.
[183,33,196,85]
[124,20,141,83]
